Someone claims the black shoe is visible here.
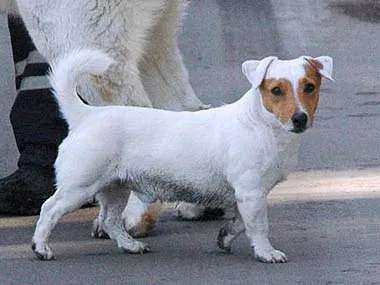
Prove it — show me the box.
[0,166,55,216]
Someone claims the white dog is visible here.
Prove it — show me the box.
[31,49,333,262]
[10,0,210,236]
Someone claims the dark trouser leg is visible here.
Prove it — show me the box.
[11,88,68,168]
[0,15,68,215]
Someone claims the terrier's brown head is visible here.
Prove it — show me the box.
[242,56,333,133]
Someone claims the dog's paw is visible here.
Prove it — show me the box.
[177,203,206,220]
[91,218,110,239]
[253,247,288,263]
[199,104,212,110]
[31,242,55,261]
[126,222,153,238]
[177,203,225,220]
[120,240,151,254]
[217,225,234,252]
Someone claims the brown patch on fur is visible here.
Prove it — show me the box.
[305,58,323,71]
[298,63,322,125]
[92,75,116,102]
[132,203,160,237]
[138,211,157,236]
[259,79,298,124]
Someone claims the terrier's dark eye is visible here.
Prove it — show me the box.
[271,87,283,96]
[304,83,315,94]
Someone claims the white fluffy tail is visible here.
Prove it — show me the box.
[48,49,115,128]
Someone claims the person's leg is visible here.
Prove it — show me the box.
[0,15,68,215]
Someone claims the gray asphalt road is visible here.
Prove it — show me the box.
[1,196,379,285]
[1,0,380,284]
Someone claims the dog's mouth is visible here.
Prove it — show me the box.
[289,126,307,134]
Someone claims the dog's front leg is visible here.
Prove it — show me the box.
[233,177,288,263]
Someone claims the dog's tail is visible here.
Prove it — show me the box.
[48,49,115,128]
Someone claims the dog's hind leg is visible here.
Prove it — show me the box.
[91,197,109,239]
[96,185,151,254]
[31,184,99,260]
[92,191,158,239]
[121,192,159,238]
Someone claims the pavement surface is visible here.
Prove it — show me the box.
[0,169,379,285]
[0,0,380,284]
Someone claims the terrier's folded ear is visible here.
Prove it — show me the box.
[242,56,278,90]
[304,56,334,81]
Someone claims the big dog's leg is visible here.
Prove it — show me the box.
[140,0,208,111]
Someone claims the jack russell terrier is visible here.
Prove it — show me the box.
[31,49,333,263]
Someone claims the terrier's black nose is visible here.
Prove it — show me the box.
[292,112,308,129]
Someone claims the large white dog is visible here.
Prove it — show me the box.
[6,0,209,236]
[32,49,333,262]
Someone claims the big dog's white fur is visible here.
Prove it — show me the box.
[10,0,209,235]
[16,0,207,109]
[31,49,333,262]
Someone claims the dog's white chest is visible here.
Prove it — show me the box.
[261,132,301,192]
